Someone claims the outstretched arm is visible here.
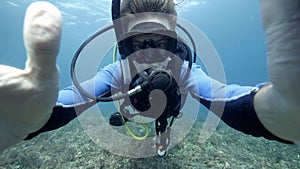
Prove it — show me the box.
[254,0,300,141]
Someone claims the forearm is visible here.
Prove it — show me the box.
[188,64,294,143]
[196,89,293,144]
[24,101,96,140]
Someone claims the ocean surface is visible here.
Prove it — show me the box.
[1,0,299,168]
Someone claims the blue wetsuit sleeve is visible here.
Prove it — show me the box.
[186,63,255,99]
[25,63,121,139]
[187,63,293,144]
[57,62,121,105]
[24,102,94,140]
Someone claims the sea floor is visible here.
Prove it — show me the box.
[1,117,299,169]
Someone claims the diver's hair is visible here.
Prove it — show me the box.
[120,0,177,16]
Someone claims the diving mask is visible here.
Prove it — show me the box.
[118,22,180,85]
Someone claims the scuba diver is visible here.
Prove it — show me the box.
[1,0,299,157]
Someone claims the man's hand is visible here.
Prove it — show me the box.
[254,0,300,142]
[0,1,62,151]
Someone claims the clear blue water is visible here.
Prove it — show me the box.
[3,0,297,167]
[0,0,268,122]
[0,0,267,88]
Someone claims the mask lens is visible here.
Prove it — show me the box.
[127,33,177,63]
[131,34,170,51]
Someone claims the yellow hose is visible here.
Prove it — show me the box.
[113,44,149,140]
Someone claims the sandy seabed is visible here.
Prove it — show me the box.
[1,115,299,169]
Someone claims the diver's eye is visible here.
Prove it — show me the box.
[156,40,168,50]
[133,44,143,51]
[132,41,144,52]
[132,39,169,51]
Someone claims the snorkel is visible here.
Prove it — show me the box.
[112,0,132,85]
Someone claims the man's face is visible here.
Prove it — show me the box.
[128,32,177,65]
[126,33,178,73]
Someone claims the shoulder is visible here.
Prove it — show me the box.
[97,62,122,77]
[180,62,209,83]
[101,61,121,71]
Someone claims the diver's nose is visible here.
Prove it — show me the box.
[141,39,157,62]
[143,49,154,62]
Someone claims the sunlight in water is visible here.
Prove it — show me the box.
[6,0,198,25]
[174,0,192,13]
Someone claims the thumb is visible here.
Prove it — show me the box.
[23,1,62,70]
[259,0,300,99]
